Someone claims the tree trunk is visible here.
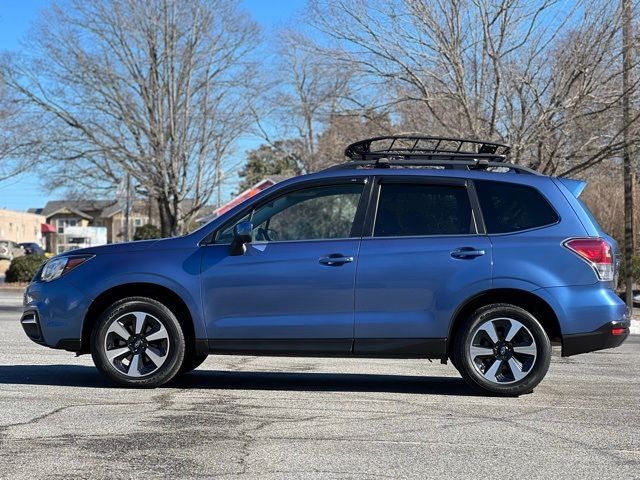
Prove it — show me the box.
[157,196,173,238]
[157,194,183,237]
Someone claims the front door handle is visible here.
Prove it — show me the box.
[450,247,486,259]
[319,254,354,266]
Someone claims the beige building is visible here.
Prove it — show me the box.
[0,209,46,244]
[30,200,158,254]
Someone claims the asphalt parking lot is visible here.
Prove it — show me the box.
[0,290,639,479]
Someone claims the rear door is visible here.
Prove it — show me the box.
[353,176,492,356]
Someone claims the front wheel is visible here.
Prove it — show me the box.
[453,303,551,396]
[91,297,185,388]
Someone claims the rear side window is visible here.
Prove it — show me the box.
[374,183,473,237]
[476,180,559,233]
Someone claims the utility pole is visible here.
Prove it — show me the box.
[124,172,131,242]
[622,0,635,309]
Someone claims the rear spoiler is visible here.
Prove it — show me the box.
[556,177,587,197]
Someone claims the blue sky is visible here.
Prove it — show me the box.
[0,0,305,211]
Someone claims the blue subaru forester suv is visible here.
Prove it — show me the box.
[21,136,630,396]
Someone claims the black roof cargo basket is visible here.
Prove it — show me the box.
[345,135,510,160]
[328,135,537,175]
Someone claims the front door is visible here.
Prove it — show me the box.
[354,177,492,356]
[201,179,368,354]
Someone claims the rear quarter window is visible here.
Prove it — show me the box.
[475,180,559,234]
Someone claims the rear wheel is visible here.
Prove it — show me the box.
[453,303,551,396]
[91,297,185,388]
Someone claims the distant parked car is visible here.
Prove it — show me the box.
[18,242,46,256]
[0,240,24,261]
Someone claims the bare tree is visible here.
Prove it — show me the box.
[254,30,361,172]
[580,166,628,245]
[315,111,393,162]
[3,0,260,235]
[0,72,43,182]
[307,0,640,176]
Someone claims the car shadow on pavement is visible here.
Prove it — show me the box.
[0,365,111,388]
[0,364,477,395]
[171,369,477,395]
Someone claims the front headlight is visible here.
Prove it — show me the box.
[40,255,94,282]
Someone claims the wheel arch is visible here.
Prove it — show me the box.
[447,288,561,355]
[80,282,196,355]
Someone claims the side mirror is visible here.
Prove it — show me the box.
[229,221,253,256]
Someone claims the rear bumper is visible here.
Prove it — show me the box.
[562,319,631,357]
[535,285,630,356]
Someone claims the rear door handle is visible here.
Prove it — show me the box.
[319,254,354,266]
[450,247,486,259]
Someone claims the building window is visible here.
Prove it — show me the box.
[134,218,143,227]
[55,217,80,234]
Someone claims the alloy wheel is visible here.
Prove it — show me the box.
[469,317,538,384]
[104,311,170,378]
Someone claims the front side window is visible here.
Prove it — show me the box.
[374,183,473,237]
[475,180,559,234]
[216,183,364,243]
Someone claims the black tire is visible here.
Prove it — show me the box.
[91,296,185,388]
[448,355,460,372]
[178,352,208,375]
[453,303,551,396]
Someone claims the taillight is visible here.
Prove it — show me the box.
[563,238,614,281]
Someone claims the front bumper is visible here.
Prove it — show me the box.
[562,319,631,357]
[21,277,91,351]
[20,310,44,344]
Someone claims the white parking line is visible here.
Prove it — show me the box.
[0,295,23,307]
[0,298,22,304]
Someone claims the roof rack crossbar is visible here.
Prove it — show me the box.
[323,158,539,175]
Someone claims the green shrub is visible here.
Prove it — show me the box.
[134,223,161,241]
[5,254,46,283]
